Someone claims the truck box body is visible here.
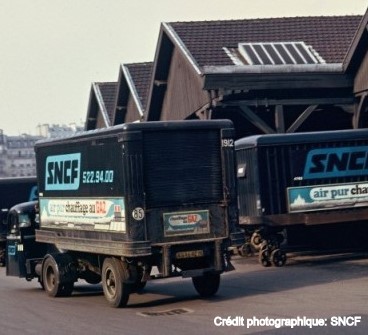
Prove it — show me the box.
[34,120,238,259]
[236,128,368,227]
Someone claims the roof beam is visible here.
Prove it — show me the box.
[203,71,352,91]
[219,97,354,107]
[238,106,276,134]
[286,105,318,133]
[353,92,368,129]
[275,105,285,133]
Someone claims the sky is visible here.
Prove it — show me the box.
[0,0,367,136]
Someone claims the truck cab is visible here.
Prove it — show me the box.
[0,177,38,266]
[6,201,47,279]
[2,202,35,267]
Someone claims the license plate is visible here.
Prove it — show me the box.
[176,250,204,259]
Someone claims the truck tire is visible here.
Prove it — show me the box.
[42,256,74,297]
[192,272,220,297]
[102,257,130,308]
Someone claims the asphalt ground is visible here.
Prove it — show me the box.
[1,249,367,335]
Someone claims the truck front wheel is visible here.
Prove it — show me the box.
[42,256,74,297]
[192,272,220,297]
[102,257,130,308]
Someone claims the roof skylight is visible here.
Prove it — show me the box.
[238,41,325,65]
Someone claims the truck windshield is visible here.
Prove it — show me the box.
[18,214,31,228]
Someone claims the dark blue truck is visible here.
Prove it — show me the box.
[6,120,243,307]
[236,128,368,266]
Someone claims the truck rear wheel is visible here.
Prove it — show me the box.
[102,257,130,308]
[192,272,220,297]
[42,256,74,297]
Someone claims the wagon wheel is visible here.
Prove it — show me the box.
[102,257,131,308]
[258,243,271,267]
[238,242,252,257]
[251,232,263,250]
[271,249,287,267]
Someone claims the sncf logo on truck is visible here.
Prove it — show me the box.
[303,146,368,179]
[45,153,81,190]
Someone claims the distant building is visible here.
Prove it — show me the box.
[36,123,84,138]
[0,130,7,176]
[0,123,84,178]
[4,134,43,177]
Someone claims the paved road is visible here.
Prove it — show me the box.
[0,251,367,335]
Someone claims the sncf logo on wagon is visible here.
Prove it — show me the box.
[45,153,81,190]
[304,146,368,179]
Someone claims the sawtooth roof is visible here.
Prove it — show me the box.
[167,15,363,68]
[124,62,153,112]
[96,82,118,123]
